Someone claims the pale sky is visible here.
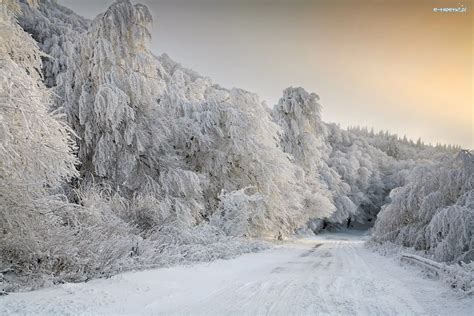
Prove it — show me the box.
[58,0,473,148]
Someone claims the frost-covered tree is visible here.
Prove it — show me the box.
[372,150,474,263]
[272,87,390,225]
[17,0,88,88]
[326,128,395,223]
[61,0,168,192]
[272,87,328,170]
[56,0,332,239]
[0,0,264,287]
[272,88,345,223]
[271,88,426,227]
[167,84,331,236]
[0,0,78,214]
[0,0,81,289]
[159,62,335,237]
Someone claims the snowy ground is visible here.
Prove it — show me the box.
[1,231,472,315]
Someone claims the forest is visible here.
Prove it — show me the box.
[0,0,472,294]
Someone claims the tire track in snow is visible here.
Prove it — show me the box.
[169,234,470,316]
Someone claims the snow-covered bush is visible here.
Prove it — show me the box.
[1,183,266,292]
[427,203,473,263]
[210,188,267,237]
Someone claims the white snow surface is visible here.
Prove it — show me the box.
[1,231,472,316]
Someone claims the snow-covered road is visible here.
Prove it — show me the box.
[1,231,472,315]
